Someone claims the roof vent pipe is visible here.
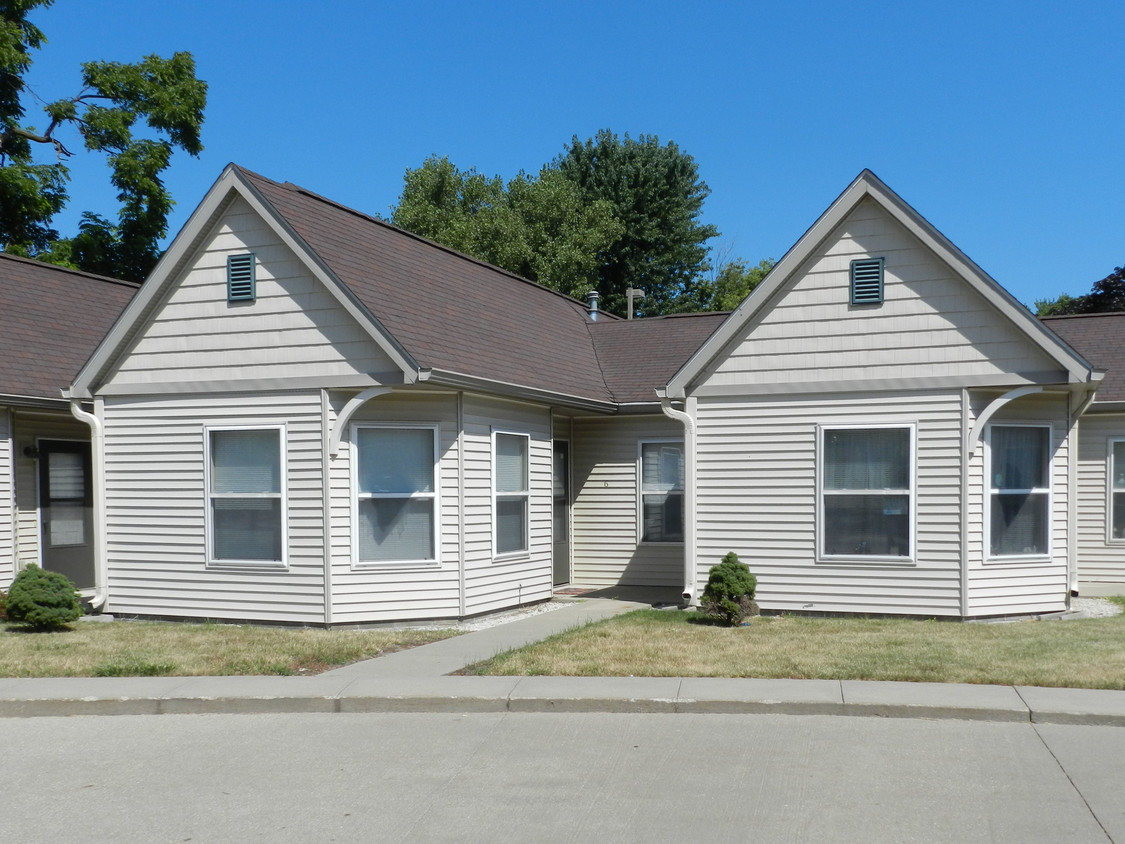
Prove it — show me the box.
[587,290,599,322]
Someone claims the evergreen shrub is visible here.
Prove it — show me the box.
[5,565,82,630]
[700,552,757,626]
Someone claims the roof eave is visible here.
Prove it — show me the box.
[425,369,617,414]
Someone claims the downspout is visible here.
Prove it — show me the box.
[67,397,108,611]
[660,397,696,606]
[321,389,333,625]
[959,389,969,619]
[1068,387,1099,598]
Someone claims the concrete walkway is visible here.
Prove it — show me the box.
[1,596,1124,724]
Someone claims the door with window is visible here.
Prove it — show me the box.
[553,441,570,585]
[38,440,94,589]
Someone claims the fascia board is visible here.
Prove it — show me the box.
[664,170,1095,398]
[664,171,874,398]
[230,170,421,382]
[70,165,246,398]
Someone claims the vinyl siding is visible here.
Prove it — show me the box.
[1073,412,1125,584]
[694,391,964,616]
[571,415,684,587]
[11,411,90,571]
[103,196,399,393]
[102,392,326,623]
[0,409,12,586]
[964,392,1070,614]
[461,395,553,615]
[698,197,1061,391]
[327,390,462,623]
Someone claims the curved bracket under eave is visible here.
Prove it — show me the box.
[965,386,1044,457]
[329,386,393,457]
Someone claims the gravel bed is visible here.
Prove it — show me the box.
[1071,597,1122,618]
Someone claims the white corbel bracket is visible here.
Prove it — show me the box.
[965,386,1044,457]
[329,386,392,457]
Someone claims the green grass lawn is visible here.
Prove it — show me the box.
[0,620,457,677]
[467,598,1125,689]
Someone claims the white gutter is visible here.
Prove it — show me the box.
[660,397,697,606]
[1068,386,1099,598]
[67,396,108,611]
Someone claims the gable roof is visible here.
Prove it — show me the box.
[0,252,138,406]
[72,164,634,411]
[1041,313,1125,403]
[662,169,1098,399]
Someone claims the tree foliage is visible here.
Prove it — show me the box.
[1035,265,1125,316]
[391,156,622,299]
[678,257,775,313]
[0,0,206,281]
[551,129,719,316]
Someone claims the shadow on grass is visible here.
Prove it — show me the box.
[2,624,77,635]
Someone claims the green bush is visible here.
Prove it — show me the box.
[700,552,757,626]
[0,589,6,621]
[5,565,82,630]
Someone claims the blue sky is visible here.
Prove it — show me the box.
[20,0,1125,308]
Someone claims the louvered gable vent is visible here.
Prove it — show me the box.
[850,257,884,305]
[227,253,256,302]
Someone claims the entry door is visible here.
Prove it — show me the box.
[38,440,95,589]
[552,441,570,585]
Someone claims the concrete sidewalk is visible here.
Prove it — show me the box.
[1,597,1123,724]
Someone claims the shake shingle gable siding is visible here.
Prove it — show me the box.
[0,253,138,402]
[240,171,618,407]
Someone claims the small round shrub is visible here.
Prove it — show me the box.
[5,565,82,630]
[701,552,757,626]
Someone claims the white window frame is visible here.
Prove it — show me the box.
[637,439,685,545]
[492,430,530,559]
[350,422,440,568]
[1108,438,1125,544]
[203,424,287,569]
[817,423,916,564]
[984,422,1052,562]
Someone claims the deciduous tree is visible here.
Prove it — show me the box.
[0,0,206,281]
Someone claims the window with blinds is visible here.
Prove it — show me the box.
[354,425,438,564]
[494,432,529,556]
[207,427,285,564]
[1111,440,1125,542]
[640,441,684,543]
[987,425,1050,557]
[821,426,912,559]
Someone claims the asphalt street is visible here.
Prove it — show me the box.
[7,711,1123,843]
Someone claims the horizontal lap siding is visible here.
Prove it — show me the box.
[0,410,11,585]
[571,416,684,587]
[103,392,326,623]
[695,392,963,616]
[965,393,1070,614]
[462,396,552,615]
[104,197,395,391]
[701,198,1059,389]
[328,391,462,623]
[1074,413,1125,583]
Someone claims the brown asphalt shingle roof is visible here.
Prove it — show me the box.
[589,313,728,403]
[241,168,624,406]
[0,253,138,402]
[1042,312,1125,403]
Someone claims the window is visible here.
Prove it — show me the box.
[640,441,684,543]
[821,426,912,559]
[494,432,529,556]
[354,425,438,564]
[987,425,1050,558]
[206,427,284,564]
[227,253,256,302]
[1111,440,1125,542]
[850,257,884,305]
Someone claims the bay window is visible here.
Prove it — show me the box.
[354,425,438,564]
[494,432,529,556]
[987,424,1050,557]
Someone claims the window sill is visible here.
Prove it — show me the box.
[817,555,915,566]
[984,555,1053,565]
[638,541,685,547]
[351,559,440,571]
[206,560,288,570]
[492,552,531,565]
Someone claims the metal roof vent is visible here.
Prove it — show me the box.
[587,290,600,321]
